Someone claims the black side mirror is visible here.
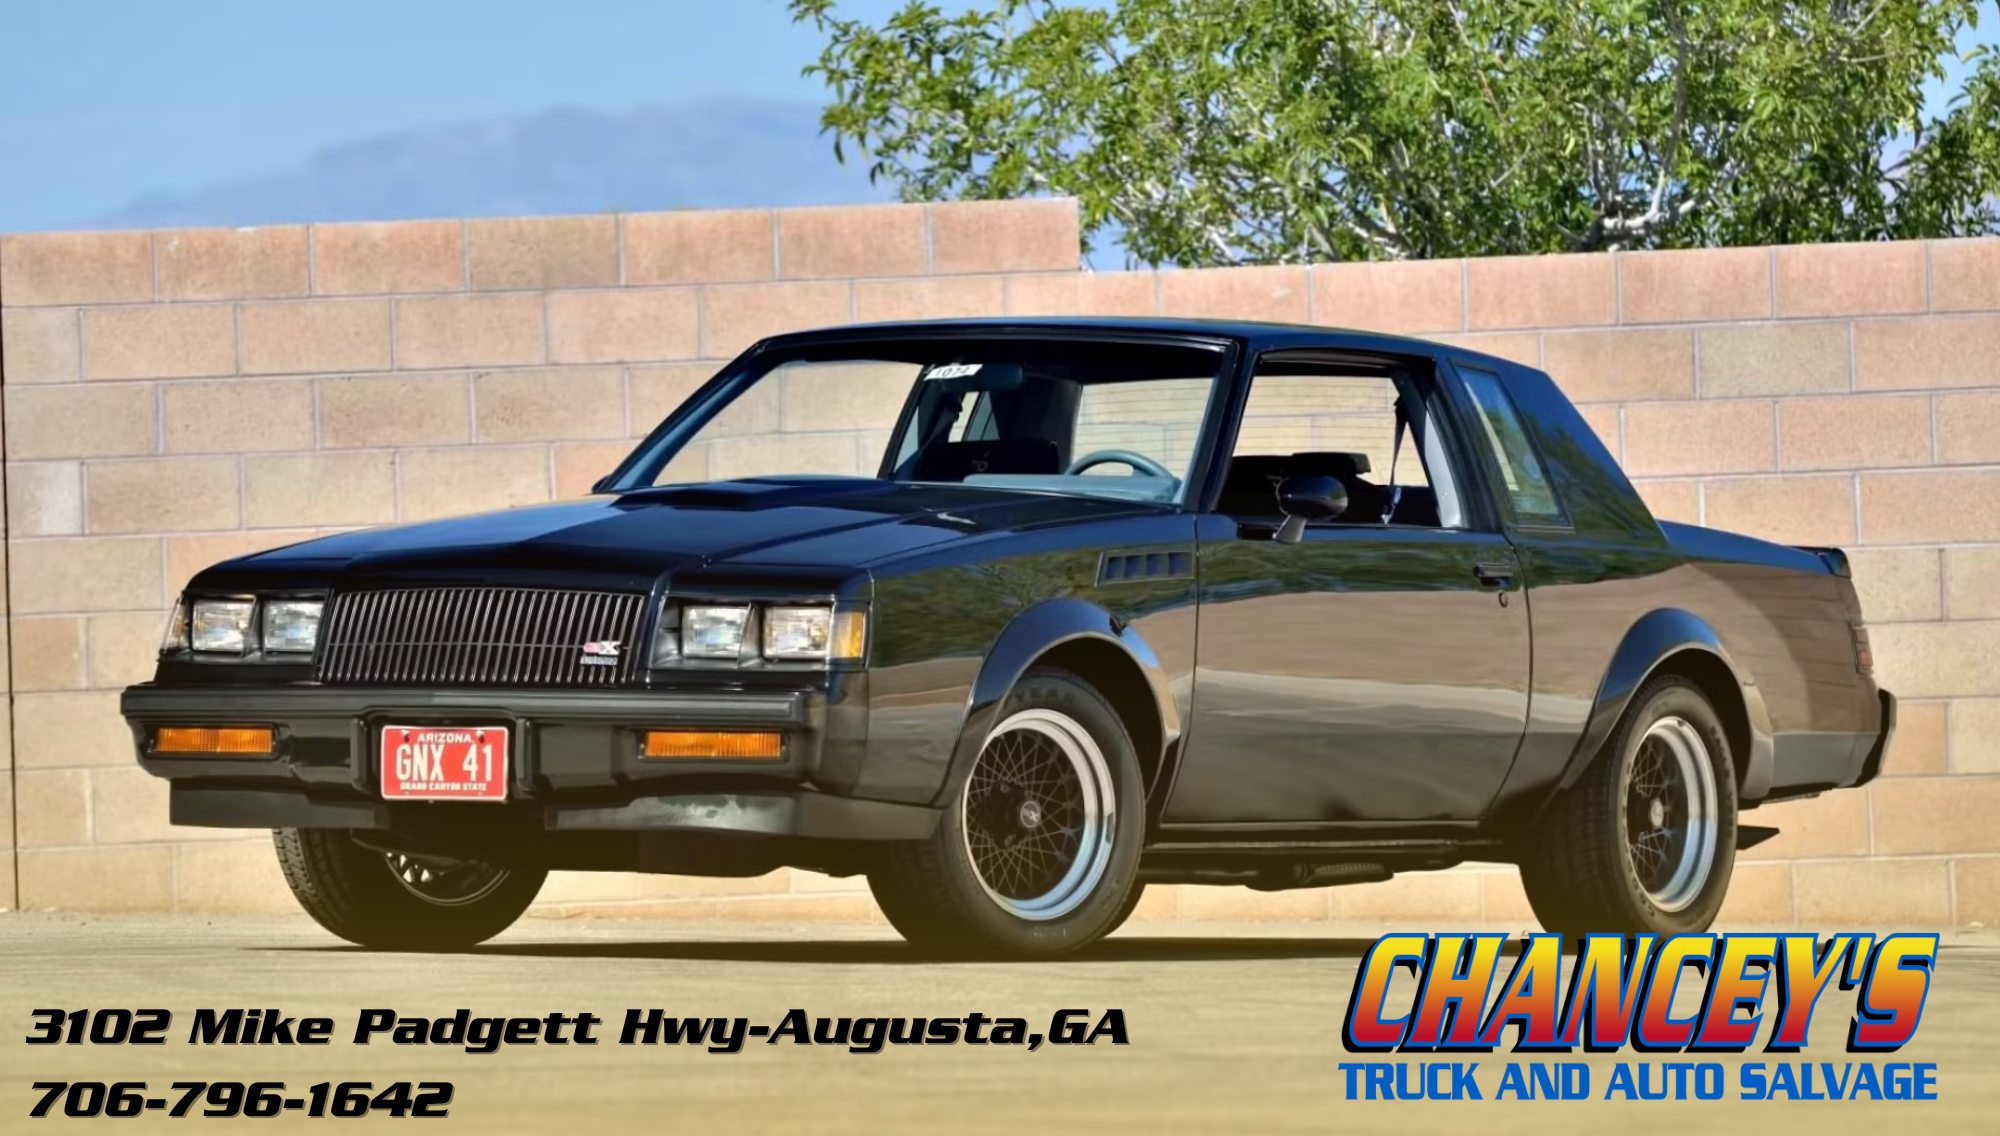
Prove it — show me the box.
[1274,474,1347,544]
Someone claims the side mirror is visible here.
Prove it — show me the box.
[1274,474,1347,544]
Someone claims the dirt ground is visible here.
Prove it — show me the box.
[2,914,1994,1133]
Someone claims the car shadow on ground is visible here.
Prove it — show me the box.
[271,936,1393,964]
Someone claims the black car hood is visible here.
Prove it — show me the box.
[192,478,1159,592]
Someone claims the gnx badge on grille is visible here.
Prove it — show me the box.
[579,639,621,667]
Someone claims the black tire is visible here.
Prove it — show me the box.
[1520,676,1739,936]
[272,829,545,950]
[868,667,1147,958]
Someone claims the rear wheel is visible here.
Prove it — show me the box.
[1519,676,1738,936]
[272,829,544,950]
[868,668,1146,957]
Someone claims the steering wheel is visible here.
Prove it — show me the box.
[1065,449,1174,478]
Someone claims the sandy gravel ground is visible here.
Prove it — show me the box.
[2,914,1994,1134]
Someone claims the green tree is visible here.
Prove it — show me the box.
[790,0,2000,266]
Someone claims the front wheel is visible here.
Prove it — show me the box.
[1519,676,1739,936]
[868,667,1147,958]
[272,829,545,950]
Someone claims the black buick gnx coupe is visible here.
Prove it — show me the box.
[124,318,1893,956]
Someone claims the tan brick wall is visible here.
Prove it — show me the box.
[1,202,1996,929]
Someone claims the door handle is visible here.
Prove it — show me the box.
[1473,561,1515,588]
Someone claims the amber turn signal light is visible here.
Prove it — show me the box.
[641,730,783,760]
[154,726,274,756]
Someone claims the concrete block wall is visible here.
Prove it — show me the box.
[2,199,1996,928]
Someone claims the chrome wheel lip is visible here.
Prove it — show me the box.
[380,849,511,908]
[961,707,1117,922]
[1624,715,1720,913]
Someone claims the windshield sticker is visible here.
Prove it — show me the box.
[923,363,983,380]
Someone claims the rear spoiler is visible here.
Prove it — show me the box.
[1793,545,1851,578]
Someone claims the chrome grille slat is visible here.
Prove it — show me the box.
[317,586,645,687]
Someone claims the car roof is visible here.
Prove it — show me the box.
[754,316,1530,374]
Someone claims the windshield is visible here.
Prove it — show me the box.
[608,336,1230,504]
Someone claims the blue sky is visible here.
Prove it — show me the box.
[0,0,1993,233]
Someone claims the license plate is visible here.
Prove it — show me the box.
[379,725,508,801]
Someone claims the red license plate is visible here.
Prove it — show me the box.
[379,725,508,801]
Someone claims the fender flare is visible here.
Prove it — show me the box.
[931,597,1180,809]
[1554,607,1776,802]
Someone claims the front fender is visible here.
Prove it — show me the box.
[1554,607,1775,800]
[932,596,1179,809]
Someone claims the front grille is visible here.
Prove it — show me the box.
[317,587,647,687]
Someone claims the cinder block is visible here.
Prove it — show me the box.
[393,293,546,369]
[853,276,1006,322]
[1179,884,1330,922]
[19,846,174,912]
[1868,621,2000,699]
[1935,391,2000,465]
[628,363,718,430]
[634,870,790,898]
[174,841,296,913]
[467,215,617,291]
[1717,861,1796,925]
[1860,470,2000,544]
[397,445,553,521]
[1309,259,1463,335]
[1159,266,1309,323]
[94,767,235,844]
[4,383,158,459]
[9,616,85,691]
[88,611,168,689]
[14,770,89,848]
[1778,395,1930,471]
[10,538,162,614]
[1843,547,1942,624]
[1698,322,1851,397]
[1775,240,1926,317]
[1928,237,2000,313]
[1331,871,1484,922]
[474,367,625,441]
[1700,475,1856,545]
[83,304,236,380]
[1948,700,2000,774]
[1,230,153,306]
[156,226,309,301]
[1477,868,1537,926]
[163,379,314,453]
[2,308,81,383]
[1945,548,2000,620]
[1793,858,1951,926]
[1575,403,1620,461]
[1542,328,1694,403]
[708,432,861,481]
[1739,790,1871,860]
[1950,856,2000,926]
[1618,246,1772,324]
[713,894,885,922]
[622,209,773,286]
[1880,700,1946,776]
[547,288,700,364]
[1431,332,1541,367]
[166,529,321,597]
[1004,271,1157,316]
[779,362,918,432]
[1854,315,2000,390]
[12,691,132,769]
[85,457,240,534]
[1465,252,1616,330]
[1871,777,2000,855]
[243,452,397,528]
[700,281,852,359]
[317,373,471,448]
[929,199,1080,275]
[1633,479,1699,524]
[777,204,928,279]
[7,461,84,536]
[238,300,392,375]
[553,442,634,497]
[312,220,465,295]
[1621,400,1776,477]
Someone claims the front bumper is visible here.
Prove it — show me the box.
[120,683,938,843]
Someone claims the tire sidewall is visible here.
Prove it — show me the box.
[930,669,1146,954]
[1607,681,1739,934]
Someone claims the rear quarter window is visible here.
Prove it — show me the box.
[1458,367,1568,527]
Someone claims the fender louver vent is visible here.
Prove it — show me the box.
[1097,550,1193,585]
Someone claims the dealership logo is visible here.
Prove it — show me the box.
[579,640,622,666]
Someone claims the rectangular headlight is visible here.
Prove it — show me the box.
[682,606,751,659]
[262,600,323,654]
[762,606,833,660]
[160,596,189,653]
[190,600,256,654]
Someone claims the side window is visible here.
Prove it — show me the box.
[1458,367,1567,526]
